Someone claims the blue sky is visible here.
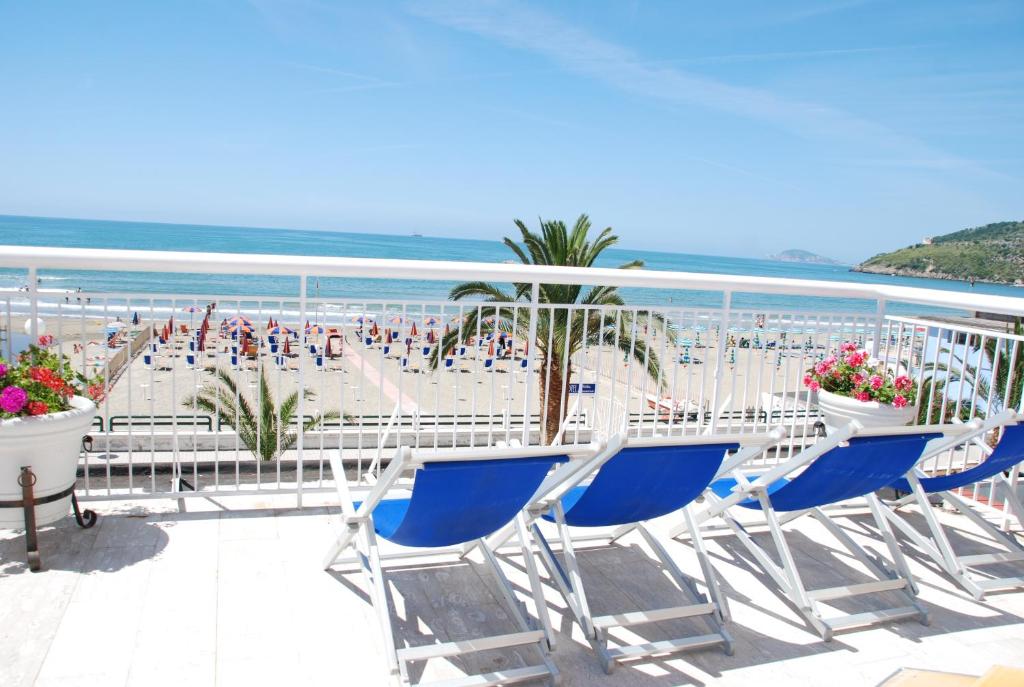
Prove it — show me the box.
[0,1,1021,262]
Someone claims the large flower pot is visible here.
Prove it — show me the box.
[0,396,96,529]
[816,389,915,434]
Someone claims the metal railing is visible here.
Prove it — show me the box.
[2,244,1023,520]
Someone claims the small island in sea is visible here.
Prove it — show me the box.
[853,220,1024,285]
[768,248,843,265]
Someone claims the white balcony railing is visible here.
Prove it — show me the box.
[1,245,1022,523]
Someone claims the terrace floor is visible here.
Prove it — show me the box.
[2,493,1023,687]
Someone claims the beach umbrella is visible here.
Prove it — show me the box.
[305,325,326,335]
[182,306,203,313]
[487,340,495,357]
[370,322,379,337]
[427,329,435,344]
[268,325,295,336]
[389,315,404,325]
[131,312,140,326]
[228,315,253,327]
[424,316,441,327]
[444,323,450,336]
[229,323,254,335]
[283,338,291,355]
[410,322,418,337]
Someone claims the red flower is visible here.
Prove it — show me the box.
[893,395,908,408]
[855,391,871,402]
[27,401,49,416]
[87,384,106,403]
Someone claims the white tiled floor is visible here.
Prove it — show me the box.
[2,495,1023,686]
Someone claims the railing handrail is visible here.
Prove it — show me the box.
[3,244,1024,315]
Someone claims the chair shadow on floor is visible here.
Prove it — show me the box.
[705,513,1024,645]
[495,537,839,685]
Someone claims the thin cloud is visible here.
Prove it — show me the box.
[406,0,984,173]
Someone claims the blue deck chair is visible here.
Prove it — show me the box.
[880,411,1024,599]
[682,422,962,640]
[518,430,786,673]
[323,440,618,687]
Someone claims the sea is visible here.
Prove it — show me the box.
[0,214,1019,316]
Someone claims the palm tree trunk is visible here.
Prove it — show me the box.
[540,358,573,444]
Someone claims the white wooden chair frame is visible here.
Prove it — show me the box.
[878,410,1024,600]
[322,441,615,687]
[677,422,986,641]
[490,430,785,673]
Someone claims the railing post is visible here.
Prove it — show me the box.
[871,298,886,358]
[522,282,540,446]
[297,274,307,508]
[27,266,38,341]
[708,291,732,434]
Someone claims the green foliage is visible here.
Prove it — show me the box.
[183,367,343,462]
[435,214,671,443]
[858,220,1024,283]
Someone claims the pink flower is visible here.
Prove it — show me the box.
[0,363,6,377]
[0,385,28,414]
[823,355,837,366]
[893,395,908,408]
[869,375,884,390]
[851,373,865,385]
[894,375,912,391]
[802,374,814,387]
[808,380,821,392]
[814,361,831,375]
[840,342,858,353]
[845,352,865,367]
[855,391,871,402]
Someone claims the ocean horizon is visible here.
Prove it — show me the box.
[1,213,1018,314]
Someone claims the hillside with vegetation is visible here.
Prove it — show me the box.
[854,220,1024,284]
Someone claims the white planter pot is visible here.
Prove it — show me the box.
[816,389,915,434]
[0,396,96,528]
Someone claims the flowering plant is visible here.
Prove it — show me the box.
[803,342,917,408]
[0,340,105,419]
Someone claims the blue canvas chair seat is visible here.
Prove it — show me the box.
[711,433,940,512]
[686,423,955,641]
[519,433,784,674]
[362,457,566,548]
[323,442,615,687]
[877,412,1024,599]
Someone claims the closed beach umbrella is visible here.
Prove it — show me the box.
[131,312,140,325]
[370,322,379,337]
[427,329,435,344]
[444,323,450,336]
[487,339,495,357]
[410,322,418,337]
[283,338,291,355]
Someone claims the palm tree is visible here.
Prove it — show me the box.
[918,321,1024,423]
[433,214,672,444]
[184,367,343,462]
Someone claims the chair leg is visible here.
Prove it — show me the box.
[514,513,558,650]
[361,524,402,684]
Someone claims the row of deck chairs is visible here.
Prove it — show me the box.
[322,411,1024,687]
